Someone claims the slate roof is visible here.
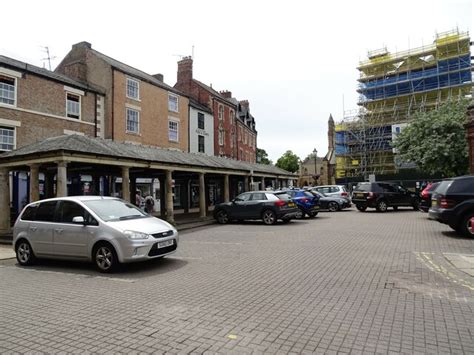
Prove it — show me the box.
[0,135,295,176]
[89,49,185,96]
[189,99,213,114]
[0,55,104,94]
[193,79,236,106]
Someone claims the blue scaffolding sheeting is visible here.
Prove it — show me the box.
[359,55,472,101]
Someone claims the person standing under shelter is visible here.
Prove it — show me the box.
[144,194,155,214]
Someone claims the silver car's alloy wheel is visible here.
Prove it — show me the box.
[96,246,114,271]
[328,202,338,212]
[17,242,31,264]
[262,210,276,225]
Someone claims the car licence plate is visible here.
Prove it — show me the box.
[157,239,174,248]
[354,193,365,198]
[288,202,295,207]
[431,200,437,207]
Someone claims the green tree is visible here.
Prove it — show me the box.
[276,150,300,173]
[256,148,272,165]
[393,100,470,177]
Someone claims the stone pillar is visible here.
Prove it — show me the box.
[166,170,174,223]
[244,176,249,192]
[224,174,230,202]
[159,176,166,218]
[92,174,101,195]
[121,167,130,202]
[56,162,68,197]
[261,177,265,191]
[0,168,10,233]
[183,178,190,214]
[29,164,40,202]
[199,172,206,218]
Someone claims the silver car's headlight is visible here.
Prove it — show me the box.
[124,230,151,240]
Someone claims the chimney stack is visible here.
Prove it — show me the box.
[177,56,193,84]
[153,73,164,82]
[239,100,249,110]
[220,90,232,98]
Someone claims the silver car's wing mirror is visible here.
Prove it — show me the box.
[72,216,85,224]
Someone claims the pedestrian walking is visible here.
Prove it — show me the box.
[144,194,155,214]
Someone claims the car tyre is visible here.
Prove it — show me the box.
[282,218,291,224]
[262,209,277,225]
[296,209,305,219]
[328,202,339,212]
[15,239,36,266]
[356,205,367,212]
[393,206,398,211]
[459,212,474,238]
[216,210,229,224]
[376,200,388,212]
[93,242,119,273]
[308,211,318,218]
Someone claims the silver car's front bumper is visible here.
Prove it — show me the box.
[119,235,178,263]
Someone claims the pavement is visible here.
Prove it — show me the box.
[1,207,473,353]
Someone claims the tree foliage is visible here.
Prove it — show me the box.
[276,150,300,173]
[392,100,470,177]
[256,148,272,165]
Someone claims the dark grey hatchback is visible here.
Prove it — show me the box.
[213,191,300,225]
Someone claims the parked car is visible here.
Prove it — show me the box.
[13,196,178,273]
[214,191,299,225]
[352,182,420,212]
[420,182,441,212]
[309,190,351,212]
[311,185,351,203]
[429,175,474,237]
[284,189,320,218]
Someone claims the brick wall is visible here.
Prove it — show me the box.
[0,69,97,150]
[112,71,189,151]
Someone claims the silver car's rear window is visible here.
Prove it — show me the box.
[84,199,148,222]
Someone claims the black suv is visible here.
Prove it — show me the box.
[352,182,420,212]
[429,175,474,237]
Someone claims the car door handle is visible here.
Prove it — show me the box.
[54,228,63,233]
[29,226,37,231]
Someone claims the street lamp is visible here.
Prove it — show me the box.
[313,148,318,186]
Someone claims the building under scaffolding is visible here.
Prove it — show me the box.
[336,29,473,179]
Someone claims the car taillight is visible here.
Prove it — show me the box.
[440,197,456,209]
[341,192,348,197]
[421,189,429,199]
[367,192,375,199]
[274,200,286,207]
[301,198,309,203]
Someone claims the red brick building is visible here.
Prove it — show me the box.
[174,57,257,162]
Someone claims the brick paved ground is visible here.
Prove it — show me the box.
[1,208,473,354]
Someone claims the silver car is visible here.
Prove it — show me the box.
[312,185,351,203]
[13,196,178,273]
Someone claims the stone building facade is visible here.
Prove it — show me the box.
[55,42,189,151]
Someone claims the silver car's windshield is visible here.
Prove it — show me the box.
[83,199,148,222]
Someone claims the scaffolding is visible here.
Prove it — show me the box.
[336,29,473,179]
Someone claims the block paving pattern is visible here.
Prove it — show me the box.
[1,208,473,353]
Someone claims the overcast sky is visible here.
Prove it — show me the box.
[2,0,472,162]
